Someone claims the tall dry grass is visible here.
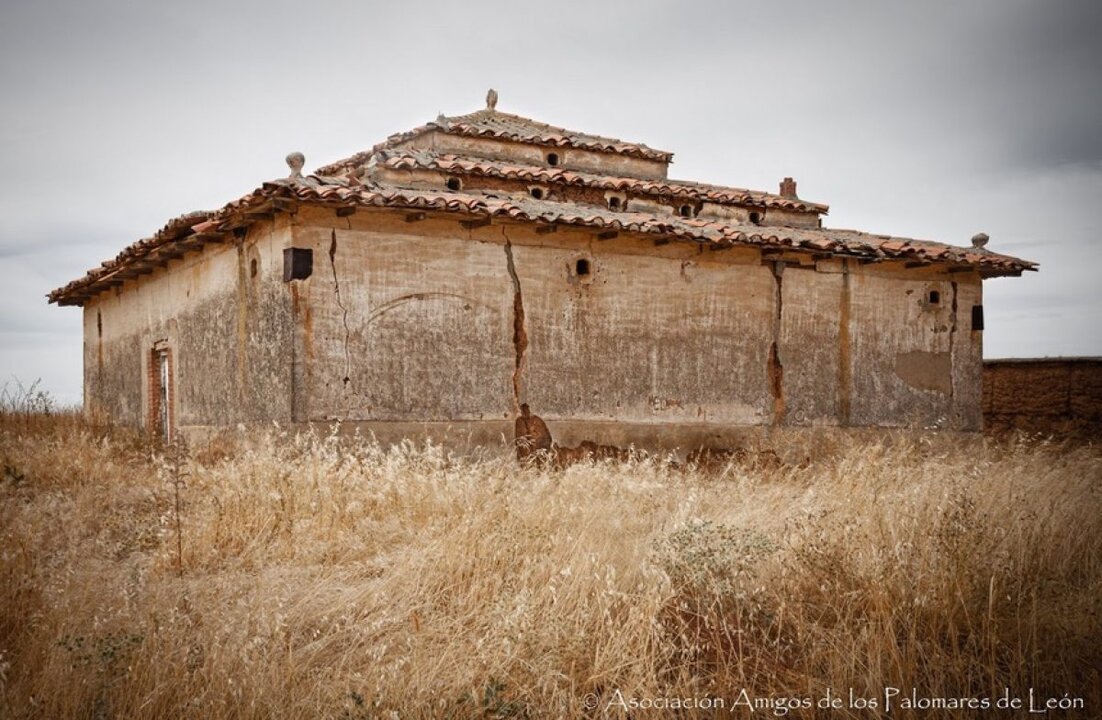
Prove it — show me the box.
[1,408,1099,718]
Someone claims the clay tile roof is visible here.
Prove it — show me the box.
[317,108,673,175]
[47,180,1037,305]
[431,109,673,162]
[376,149,830,213]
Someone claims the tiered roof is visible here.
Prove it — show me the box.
[49,96,1035,306]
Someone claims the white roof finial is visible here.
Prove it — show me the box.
[486,88,498,111]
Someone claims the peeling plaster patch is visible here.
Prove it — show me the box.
[502,232,527,414]
[328,230,353,387]
[894,351,952,394]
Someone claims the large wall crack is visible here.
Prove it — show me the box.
[329,230,354,388]
[838,261,852,425]
[768,261,786,425]
[502,230,528,414]
[948,280,957,403]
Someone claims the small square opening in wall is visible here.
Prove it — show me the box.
[971,304,984,331]
[283,248,313,281]
[576,258,590,276]
[928,290,941,304]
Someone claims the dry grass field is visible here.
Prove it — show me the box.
[1,400,1100,718]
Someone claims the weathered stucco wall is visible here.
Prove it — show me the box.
[844,270,982,429]
[82,203,987,445]
[83,220,295,432]
[279,208,985,447]
[289,209,514,426]
[983,358,1102,437]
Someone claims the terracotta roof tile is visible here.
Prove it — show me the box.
[47,182,1037,305]
[317,108,673,175]
[376,149,829,213]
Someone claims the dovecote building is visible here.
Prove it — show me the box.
[49,92,1035,449]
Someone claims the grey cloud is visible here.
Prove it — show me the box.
[0,0,1098,401]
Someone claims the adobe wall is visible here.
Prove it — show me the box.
[983,358,1102,437]
[81,204,987,447]
[83,220,296,432]
[286,207,984,450]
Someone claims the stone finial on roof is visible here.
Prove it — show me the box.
[972,232,990,250]
[486,88,498,111]
[780,177,798,199]
[286,152,306,181]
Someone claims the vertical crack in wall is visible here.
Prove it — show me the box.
[838,261,852,425]
[235,241,250,408]
[768,261,786,425]
[948,281,958,415]
[329,230,353,388]
[502,231,528,415]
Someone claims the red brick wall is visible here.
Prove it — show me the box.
[983,358,1102,437]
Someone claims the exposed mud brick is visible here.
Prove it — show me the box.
[987,365,1070,416]
[1070,364,1102,420]
[983,359,1102,438]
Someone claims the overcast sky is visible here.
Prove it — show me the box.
[1,0,1099,406]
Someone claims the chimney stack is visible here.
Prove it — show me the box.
[779,177,797,199]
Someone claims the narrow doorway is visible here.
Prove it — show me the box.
[151,344,173,443]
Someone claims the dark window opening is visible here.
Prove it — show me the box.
[749,211,762,225]
[576,258,591,276]
[530,187,545,200]
[283,248,313,281]
[547,152,560,166]
[928,290,941,304]
[446,177,462,191]
[250,258,258,278]
[971,304,984,331]
[608,196,621,211]
[679,204,693,218]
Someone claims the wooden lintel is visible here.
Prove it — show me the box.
[949,266,976,273]
[185,232,222,245]
[761,248,784,257]
[812,253,832,260]
[460,217,492,230]
[405,212,427,223]
[535,224,559,235]
[654,238,670,246]
[335,206,356,217]
[596,230,619,241]
[905,261,930,269]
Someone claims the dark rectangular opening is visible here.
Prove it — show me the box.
[971,304,984,331]
[283,248,313,281]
